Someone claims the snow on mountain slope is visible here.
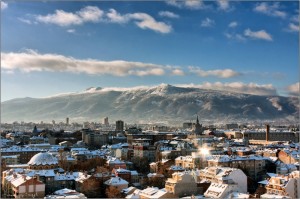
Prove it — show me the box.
[1,85,298,123]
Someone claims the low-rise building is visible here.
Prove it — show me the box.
[104,177,128,191]
[263,171,300,199]
[207,155,267,181]
[165,171,199,197]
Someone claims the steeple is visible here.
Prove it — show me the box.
[193,115,203,135]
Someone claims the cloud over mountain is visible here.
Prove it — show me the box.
[1,50,175,76]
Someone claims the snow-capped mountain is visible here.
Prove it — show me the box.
[1,84,299,123]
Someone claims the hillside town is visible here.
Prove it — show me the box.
[1,117,299,199]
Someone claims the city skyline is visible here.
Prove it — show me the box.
[1,1,299,101]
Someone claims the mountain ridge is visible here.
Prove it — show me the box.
[2,85,299,123]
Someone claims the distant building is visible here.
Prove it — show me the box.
[81,129,108,147]
[1,146,43,164]
[1,155,20,165]
[151,126,169,132]
[242,130,299,143]
[226,123,239,130]
[103,117,109,126]
[193,116,204,135]
[116,120,124,132]
[66,117,69,125]
[132,138,156,162]
[183,122,194,129]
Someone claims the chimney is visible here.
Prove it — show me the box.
[266,124,270,144]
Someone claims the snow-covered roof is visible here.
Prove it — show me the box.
[28,152,58,166]
[169,165,184,171]
[54,172,90,182]
[10,175,32,187]
[147,173,164,178]
[46,188,87,199]
[115,168,130,173]
[1,146,44,152]
[260,193,291,198]
[140,187,159,196]
[205,183,228,198]
[107,157,125,164]
[27,169,56,177]
[148,189,167,198]
[54,188,79,195]
[105,177,128,186]
[227,192,250,199]
[126,189,141,199]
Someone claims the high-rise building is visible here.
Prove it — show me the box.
[104,117,109,126]
[116,120,124,132]
[66,117,69,125]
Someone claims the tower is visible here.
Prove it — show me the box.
[66,117,69,125]
[266,124,270,144]
[104,117,109,126]
[193,115,203,135]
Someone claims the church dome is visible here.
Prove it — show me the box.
[28,152,58,166]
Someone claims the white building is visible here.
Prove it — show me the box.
[262,171,300,199]
[197,166,247,193]
[204,183,240,198]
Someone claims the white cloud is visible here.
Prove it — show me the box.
[228,21,238,28]
[287,23,299,32]
[171,69,185,76]
[217,0,231,11]
[291,14,299,23]
[166,0,205,10]
[129,13,172,33]
[254,2,286,18]
[1,1,7,10]
[67,29,76,33]
[224,32,246,42]
[23,6,172,34]
[1,50,186,77]
[106,8,130,23]
[201,17,215,27]
[287,82,299,96]
[106,9,172,33]
[176,82,277,96]
[36,6,104,26]
[158,11,179,19]
[18,18,32,25]
[189,66,241,78]
[244,29,273,41]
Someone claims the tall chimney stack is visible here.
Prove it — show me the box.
[266,124,270,144]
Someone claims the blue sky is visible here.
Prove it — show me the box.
[1,0,299,101]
